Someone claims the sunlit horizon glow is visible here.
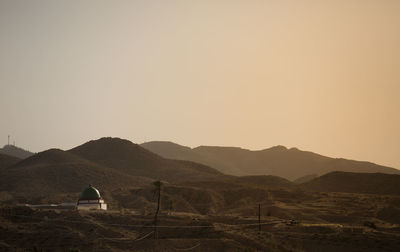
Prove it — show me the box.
[1,0,399,169]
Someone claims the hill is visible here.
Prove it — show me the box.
[0,148,152,203]
[0,144,33,159]
[234,175,293,188]
[293,174,318,184]
[69,137,225,183]
[0,138,227,205]
[2,138,400,252]
[301,171,400,195]
[141,141,400,180]
[3,137,400,215]
[0,153,20,169]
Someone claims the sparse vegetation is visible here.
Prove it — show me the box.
[29,247,44,252]
[363,221,377,229]
[1,138,400,251]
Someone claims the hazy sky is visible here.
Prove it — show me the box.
[1,0,399,168]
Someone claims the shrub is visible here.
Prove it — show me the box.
[363,221,377,229]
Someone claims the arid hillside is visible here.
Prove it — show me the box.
[2,188,400,251]
[141,141,400,180]
[0,153,20,169]
[301,171,400,195]
[69,137,225,182]
[1,138,400,251]
[0,148,153,203]
[0,144,33,159]
[0,138,227,205]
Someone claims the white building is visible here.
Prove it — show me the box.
[77,185,107,210]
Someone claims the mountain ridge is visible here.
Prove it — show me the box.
[0,138,227,204]
[69,137,225,182]
[300,171,400,195]
[141,141,399,180]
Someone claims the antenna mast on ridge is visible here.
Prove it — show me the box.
[8,135,10,145]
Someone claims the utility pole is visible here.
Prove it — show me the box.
[153,181,162,240]
[8,135,10,145]
[258,203,261,233]
[153,180,162,252]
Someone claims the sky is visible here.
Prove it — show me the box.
[0,0,399,169]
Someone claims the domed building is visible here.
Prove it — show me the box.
[77,185,107,210]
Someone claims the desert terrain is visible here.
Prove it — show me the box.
[1,138,400,251]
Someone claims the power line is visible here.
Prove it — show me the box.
[2,213,285,249]
[3,213,283,229]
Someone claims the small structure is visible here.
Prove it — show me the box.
[77,185,107,210]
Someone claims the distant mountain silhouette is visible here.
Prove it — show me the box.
[69,137,224,182]
[0,153,20,169]
[141,141,400,180]
[0,145,33,159]
[300,171,400,195]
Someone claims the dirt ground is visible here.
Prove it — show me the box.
[1,191,400,252]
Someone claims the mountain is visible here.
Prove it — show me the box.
[0,153,20,169]
[0,138,227,204]
[293,174,318,184]
[141,141,203,161]
[0,145,33,159]
[69,137,224,183]
[141,141,400,180]
[0,148,152,200]
[300,171,400,195]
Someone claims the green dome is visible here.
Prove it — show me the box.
[80,185,101,200]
